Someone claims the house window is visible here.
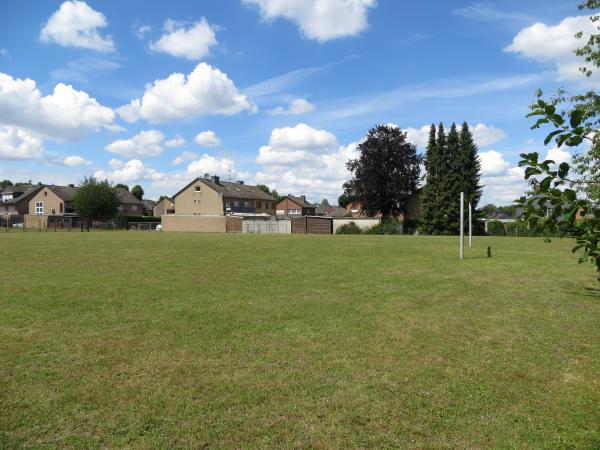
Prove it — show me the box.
[131,205,138,211]
[256,201,262,209]
[225,200,231,207]
[244,201,251,208]
[35,201,43,215]
[195,186,201,192]
[234,201,240,207]
[289,208,301,215]
[276,209,285,215]
[59,203,63,214]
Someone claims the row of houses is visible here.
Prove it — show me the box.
[152,175,408,220]
[0,184,150,219]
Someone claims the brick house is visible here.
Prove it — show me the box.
[153,197,175,216]
[0,185,43,217]
[172,175,277,216]
[276,195,316,216]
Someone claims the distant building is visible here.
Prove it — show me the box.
[172,175,277,216]
[115,188,145,215]
[276,195,316,216]
[28,185,78,216]
[153,197,175,216]
[0,185,42,217]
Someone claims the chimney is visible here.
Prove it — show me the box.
[236,180,244,185]
[211,175,220,185]
[301,195,307,203]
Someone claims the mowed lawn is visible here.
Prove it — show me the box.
[1,232,600,449]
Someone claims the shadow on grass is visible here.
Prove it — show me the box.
[578,285,600,299]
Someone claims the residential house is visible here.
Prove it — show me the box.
[143,199,156,216]
[153,197,175,216]
[173,175,276,216]
[0,185,43,217]
[344,189,422,221]
[316,206,350,218]
[276,195,316,216]
[28,185,78,216]
[115,188,145,215]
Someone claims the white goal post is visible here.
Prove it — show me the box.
[459,192,473,260]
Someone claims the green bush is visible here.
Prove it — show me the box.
[365,218,402,235]
[486,220,506,236]
[116,215,161,229]
[336,222,362,234]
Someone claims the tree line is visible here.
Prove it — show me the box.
[340,122,482,235]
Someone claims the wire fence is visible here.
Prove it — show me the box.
[1,215,161,232]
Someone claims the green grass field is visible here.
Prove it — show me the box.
[2,232,600,449]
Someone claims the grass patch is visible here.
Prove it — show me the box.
[1,232,600,448]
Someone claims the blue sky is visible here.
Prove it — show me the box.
[0,0,595,204]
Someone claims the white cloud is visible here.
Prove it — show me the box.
[243,0,376,42]
[63,155,90,166]
[0,72,115,140]
[105,130,165,157]
[165,135,186,148]
[150,18,218,60]
[404,123,506,149]
[194,130,221,147]
[269,98,315,115]
[94,159,166,184]
[186,154,246,179]
[479,150,511,176]
[252,123,356,200]
[40,0,114,52]
[0,126,44,160]
[172,150,199,166]
[453,2,531,23]
[505,15,599,85]
[116,62,255,123]
[481,166,527,205]
[134,24,152,39]
[545,146,572,165]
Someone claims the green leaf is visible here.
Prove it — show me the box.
[564,189,577,202]
[558,162,570,179]
[544,130,564,145]
[524,167,542,180]
[570,109,584,128]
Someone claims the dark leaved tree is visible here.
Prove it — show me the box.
[338,193,350,208]
[131,185,144,200]
[115,183,129,191]
[343,124,421,218]
[74,177,120,228]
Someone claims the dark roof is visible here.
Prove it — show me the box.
[143,199,156,209]
[2,185,43,205]
[116,188,144,205]
[173,177,275,201]
[46,185,78,201]
[280,195,316,208]
[1,185,34,196]
[316,206,348,217]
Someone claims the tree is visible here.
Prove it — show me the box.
[115,183,129,191]
[419,125,441,233]
[320,198,330,208]
[338,193,350,208]
[343,124,421,217]
[131,185,144,200]
[516,1,600,278]
[74,177,120,225]
[257,184,270,194]
[458,122,483,210]
[0,179,13,188]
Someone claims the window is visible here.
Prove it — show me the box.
[131,205,138,211]
[195,186,201,192]
[276,209,285,215]
[234,201,240,207]
[225,200,231,208]
[256,201,262,209]
[59,203,63,214]
[289,208,301,215]
[35,201,43,215]
[244,201,251,208]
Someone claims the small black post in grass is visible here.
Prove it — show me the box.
[487,246,492,258]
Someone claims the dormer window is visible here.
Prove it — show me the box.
[195,186,201,192]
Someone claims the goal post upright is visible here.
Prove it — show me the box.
[468,201,472,248]
[459,192,464,260]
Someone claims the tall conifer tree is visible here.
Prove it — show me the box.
[419,125,438,234]
[444,123,462,232]
[458,122,482,211]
